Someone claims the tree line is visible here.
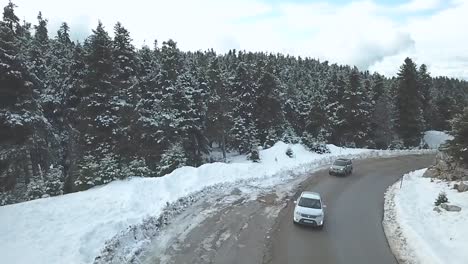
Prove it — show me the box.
[1,2,468,204]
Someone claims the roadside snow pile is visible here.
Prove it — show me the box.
[0,142,433,264]
[384,169,468,264]
[423,130,453,149]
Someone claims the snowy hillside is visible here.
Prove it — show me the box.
[0,143,432,264]
[423,130,453,149]
[384,169,468,264]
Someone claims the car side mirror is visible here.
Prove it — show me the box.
[323,205,327,208]
[293,200,297,204]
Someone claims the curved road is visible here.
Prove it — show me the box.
[143,154,435,264]
[264,155,434,264]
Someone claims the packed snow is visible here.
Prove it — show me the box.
[423,130,453,149]
[0,142,433,264]
[384,169,468,264]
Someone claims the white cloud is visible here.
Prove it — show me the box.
[396,0,443,12]
[371,0,468,78]
[2,0,468,79]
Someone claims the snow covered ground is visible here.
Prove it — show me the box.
[0,142,434,264]
[423,130,453,149]
[384,169,468,264]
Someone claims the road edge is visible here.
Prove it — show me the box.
[382,175,419,264]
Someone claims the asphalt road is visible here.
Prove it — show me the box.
[142,154,435,264]
[264,154,435,264]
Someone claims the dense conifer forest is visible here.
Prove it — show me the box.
[1,2,468,204]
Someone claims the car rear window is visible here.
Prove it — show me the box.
[298,197,321,209]
[333,160,348,166]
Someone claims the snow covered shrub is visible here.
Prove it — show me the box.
[75,155,100,191]
[44,166,64,196]
[98,153,122,183]
[281,126,301,144]
[121,158,154,177]
[286,146,294,158]
[388,139,405,150]
[157,143,188,176]
[419,140,430,150]
[263,129,279,149]
[75,154,123,191]
[434,192,449,206]
[247,148,260,162]
[26,178,46,200]
[312,144,331,154]
[302,132,330,154]
[0,192,13,206]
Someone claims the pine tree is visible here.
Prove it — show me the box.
[371,74,394,149]
[26,175,46,200]
[418,64,432,129]
[206,57,230,160]
[335,67,373,147]
[446,107,468,166]
[80,21,115,152]
[133,44,162,164]
[0,9,50,191]
[42,22,74,123]
[56,22,71,46]
[158,39,184,102]
[2,1,19,31]
[395,58,424,147]
[27,12,49,91]
[112,22,137,88]
[230,61,258,153]
[247,147,260,162]
[154,39,185,150]
[434,192,448,206]
[173,69,209,166]
[64,43,86,124]
[255,64,284,147]
[75,155,99,190]
[286,146,294,158]
[44,166,64,196]
[281,125,301,144]
[157,142,187,176]
[111,22,139,160]
[325,69,347,145]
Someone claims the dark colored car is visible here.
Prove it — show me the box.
[329,158,353,176]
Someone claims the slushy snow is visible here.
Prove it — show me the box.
[423,130,453,149]
[384,169,468,264]
[0,142,432,264]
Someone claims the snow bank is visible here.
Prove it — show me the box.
[384,169,468,264]
[0,142,433,264]
[423,130,453,149]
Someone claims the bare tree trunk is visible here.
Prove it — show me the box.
[221,129,226,162]
[25,149,33,185]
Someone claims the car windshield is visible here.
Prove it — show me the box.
[298,197,321,209]
[333,160,348,166]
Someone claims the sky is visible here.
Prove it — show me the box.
[2,0,468,79]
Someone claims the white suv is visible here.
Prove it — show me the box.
[293,191,326,228]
